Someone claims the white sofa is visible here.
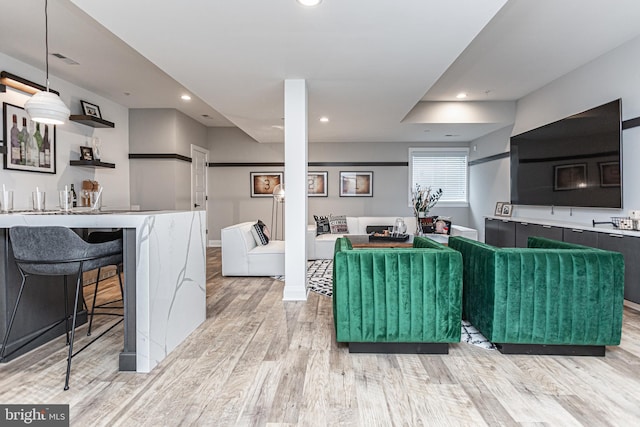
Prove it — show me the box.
[221,221,285,276]
[306,216,478,260]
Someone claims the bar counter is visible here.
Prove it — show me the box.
[0,209,207,373]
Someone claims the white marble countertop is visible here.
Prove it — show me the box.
[0,210,185,228]
[485,215,640,238]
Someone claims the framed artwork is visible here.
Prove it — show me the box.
[494,202,504,216]
[599,161,620,187]
[554,163,587,191]
[339,171,373,197]
[500,203,513,217]
[2,102,56,174]
[80,100,102,119]
[250,172,283,197]
[308,171,328,197]
[80,146,94,161]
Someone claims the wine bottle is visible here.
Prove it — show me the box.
[10,114,20,164]
[19,117,28,165]
[32,123,43,167]
[43,125,51,168]
[70,184,77,208]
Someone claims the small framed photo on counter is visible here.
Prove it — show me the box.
[494,202,504,216]
[80,100,102,119]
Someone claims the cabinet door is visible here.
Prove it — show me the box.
[598,233,640,304]
[515,223,563,248]
[563,228,598,247]
[485,218,500,246]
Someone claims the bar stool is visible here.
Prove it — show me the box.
[85,229,124,336]
[0,226,123,390]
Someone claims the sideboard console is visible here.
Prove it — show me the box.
[485,216,640,304]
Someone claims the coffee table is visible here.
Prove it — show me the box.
[346,233,448,248]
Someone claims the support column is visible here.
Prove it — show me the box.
[282,79,308,301]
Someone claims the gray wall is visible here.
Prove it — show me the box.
[207,127,470,241]
[469,34,640,239]
[129,109,207,211]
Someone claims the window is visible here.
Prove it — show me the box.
[409,147,469,207]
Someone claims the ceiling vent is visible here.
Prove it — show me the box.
[51,53,79,65]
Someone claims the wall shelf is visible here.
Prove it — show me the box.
[70,160,115,169]
[69,115,115,128]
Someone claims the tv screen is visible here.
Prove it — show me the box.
[510,99,622,208]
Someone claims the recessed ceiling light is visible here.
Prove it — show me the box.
[181,94,191,101]
[297,0,322,7]
[320,116,329,123]
[456,93,467,99]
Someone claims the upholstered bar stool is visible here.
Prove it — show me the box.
[85,229,124,336]
[0,226,123,390]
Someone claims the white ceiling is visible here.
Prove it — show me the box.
[3,0,640,144]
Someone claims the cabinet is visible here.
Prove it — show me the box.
[485,218,516,247]
[515,222,562,247]
[563,228,599,246]
[598,233,640,303]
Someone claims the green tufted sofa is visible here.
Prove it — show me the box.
[448,236,625,355]
[332,236,462,353]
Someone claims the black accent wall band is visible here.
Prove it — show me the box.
[208,161,408,167]
[623,116,640,130]
[468,152,510,166]
[129,153,192,163]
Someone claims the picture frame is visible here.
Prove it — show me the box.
[250,172,283,197]
[80,100,102,119]
[2,102,56,174]
[307,171,328,197]
[339,171,373,197]
[599,161,620,187]
[554,163,587,191]
[500,203,513,217]
[80,146,94,161]
[494,202,504,216]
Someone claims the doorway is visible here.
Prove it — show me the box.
[191,145,209,239]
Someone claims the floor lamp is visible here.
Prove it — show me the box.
[271,184,285,240]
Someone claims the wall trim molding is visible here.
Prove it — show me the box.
[129,153,192,163]
[208,161,408,167]
[468,152,510,166]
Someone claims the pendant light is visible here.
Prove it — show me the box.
[24,0,70,125]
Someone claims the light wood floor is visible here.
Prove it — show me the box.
[2,248,640,426]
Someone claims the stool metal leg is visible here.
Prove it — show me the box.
[63,276,70,345]
[64,265,83,391]
[0,271,27,362]
[87,267,102,336]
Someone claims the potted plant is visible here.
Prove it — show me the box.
[411,184,443,234]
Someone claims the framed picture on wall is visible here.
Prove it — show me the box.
[2,102,56,174]
[80,100,102,119]
[250,172,283,197]
[339,171,373,197]
[308,171,328,197]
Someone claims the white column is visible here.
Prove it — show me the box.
[283,79,308,300]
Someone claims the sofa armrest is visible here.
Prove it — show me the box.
[221,222,256,276]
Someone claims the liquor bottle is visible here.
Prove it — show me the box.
[70,184,77,208]
[40,125,51,168]
[10,114,20,164]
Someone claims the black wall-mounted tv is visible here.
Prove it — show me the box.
[510,99,622,209]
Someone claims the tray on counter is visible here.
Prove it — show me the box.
[368,233,410,242]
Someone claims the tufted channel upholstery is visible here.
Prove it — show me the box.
[448,236,624,348]
[332,236,462,347]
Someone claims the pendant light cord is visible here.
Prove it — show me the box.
[45,0,50,92]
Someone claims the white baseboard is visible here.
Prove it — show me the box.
[209,240,221,247]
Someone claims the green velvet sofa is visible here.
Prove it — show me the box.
[448,236,625,356]
[332,236,463,353]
